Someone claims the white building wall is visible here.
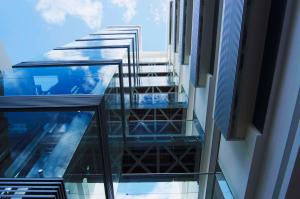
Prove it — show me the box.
[218,1,300,198]
[254,1,300,197]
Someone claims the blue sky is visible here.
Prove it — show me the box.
[0,0,168,65]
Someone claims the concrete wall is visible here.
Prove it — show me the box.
[218,127,262,198]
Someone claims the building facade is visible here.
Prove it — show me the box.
[168,0,300,198]
[0,0,299,199]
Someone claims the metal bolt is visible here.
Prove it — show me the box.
[38,169,44,177]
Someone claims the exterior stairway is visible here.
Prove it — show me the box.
[108,63,204,181]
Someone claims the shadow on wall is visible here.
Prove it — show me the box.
[0,43,11,71]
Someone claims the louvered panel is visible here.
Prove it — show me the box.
[0,178,67,199]
[215,0,245,140]
[190,0,201,86]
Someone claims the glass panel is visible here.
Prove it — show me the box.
[80,34,135,40]
[65,181,106,199]
[117,180,199,198]
[63,111,106,199]
[77,34,138,76]
[107,92,187,110]
[0,64,126,199]
[121,64,173,74]
[63,39,132,48]
[0,111,99,177]
[1,65,118,96]
[104,72,125,185]
[94,30,138,35]
[115,76,179,87]
[78,35,137,65]
[37,48,126,62]
[0,109,126,199]
[126,120,204,138]
[130,92,188,109]
[116,173,216,199]
[58,39,135,71]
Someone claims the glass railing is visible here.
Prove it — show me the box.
[105,92,188,109]
[61,172,233,199]
[106,120,204,143]
[119,173,233,199]
[118,173,203,199]
[0,111,96,178]
[115,76,179,87]
[127,120,203,138]
[120,64,174,75]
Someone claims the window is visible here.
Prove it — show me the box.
[181,0,193,65]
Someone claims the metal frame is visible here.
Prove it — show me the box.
[5,60,126,199]
[90,30,140,87]
[106,28,140,74]
[75,37,137,84]
[0,178,67,198]
[90,31,140,72]
[53,45,134,105]
[122,140,201,174]
[106,25,141,52]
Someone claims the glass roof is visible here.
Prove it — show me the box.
[1,64,118,96]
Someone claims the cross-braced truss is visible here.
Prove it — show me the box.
[107,108,186,136]
[122,142,201,174]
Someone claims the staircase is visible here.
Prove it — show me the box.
[107,63,204,181]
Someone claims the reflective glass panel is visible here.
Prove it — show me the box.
[0,111,99,178]
[34,48,126,62]
[63,39,132,48]
[1,64,117,96]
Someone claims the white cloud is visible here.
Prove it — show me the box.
[111,0,137,23]
[36,0,103,30]
[149,0,169,25]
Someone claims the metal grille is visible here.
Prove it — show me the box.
[0,178,67,199]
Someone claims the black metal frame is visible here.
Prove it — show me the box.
[105,28,140,71]
[90,30,140,72]
[75,37,138,85]
[5,60,126,199]
[0,178,67,198]
[53,44,134,105]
